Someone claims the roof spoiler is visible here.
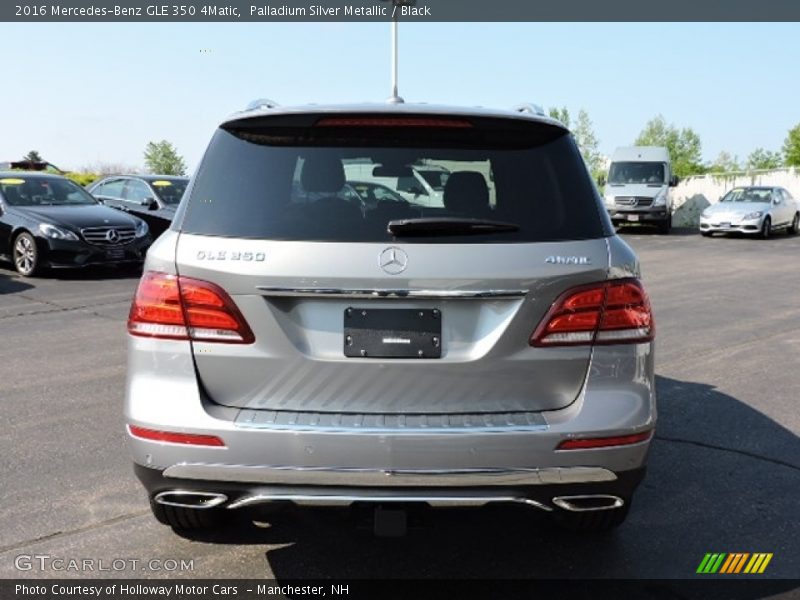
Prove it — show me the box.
[512,103,546,117]
[245,98,280,111]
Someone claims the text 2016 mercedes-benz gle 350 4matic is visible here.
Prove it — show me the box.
[125,101,656,533]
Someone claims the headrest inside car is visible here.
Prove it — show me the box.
[301,156,345,194]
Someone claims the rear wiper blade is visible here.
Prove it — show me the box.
[387,217,520,237]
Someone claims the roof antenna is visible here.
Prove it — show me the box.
[383,0,413,104]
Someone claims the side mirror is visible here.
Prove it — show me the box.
[669,175,679,187]
[142,197,157,210]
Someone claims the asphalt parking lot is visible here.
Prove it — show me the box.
[0,227,798,582]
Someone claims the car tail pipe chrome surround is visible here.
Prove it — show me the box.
[153,491,228,509]
[226,494,553,511]
[551,495,624,512]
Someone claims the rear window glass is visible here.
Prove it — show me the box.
[179,119,606,243]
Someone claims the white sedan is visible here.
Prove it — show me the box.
[699,186,800,238]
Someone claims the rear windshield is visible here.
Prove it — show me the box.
[179,117,606,243]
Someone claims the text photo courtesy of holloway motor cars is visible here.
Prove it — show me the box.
[0,6,798,599]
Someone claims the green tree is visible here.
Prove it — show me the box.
[143,140,187,175]
[783,123,800,167]
[709,151,739,173]
[634,115,705,178]
[746,148,783,170]
[549,106,603,181]
[573,109,603,177]
[547,106,570,128]
[24,150,43,162]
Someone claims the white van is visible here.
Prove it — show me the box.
[603,146,678,234]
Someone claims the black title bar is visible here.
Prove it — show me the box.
[4,0,800,22]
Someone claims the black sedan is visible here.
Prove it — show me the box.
[0,172,152,276]
[87,175,188,238]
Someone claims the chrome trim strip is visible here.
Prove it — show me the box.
[153,490,228,510]
[227,494,553,511]
[163,464,617,487]
[551,494,624,512]
[255,287,528,300]
[235,409,550,435]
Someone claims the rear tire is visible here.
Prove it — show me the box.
[149,499,227,530]
[789,213,799,235]
[555,502,630,532]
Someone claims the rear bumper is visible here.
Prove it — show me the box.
[126,337,656,503]
[134,462,647,510]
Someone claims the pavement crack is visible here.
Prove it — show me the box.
[655,435,800,472]
[0,297,129,321]
[0,509,150,555]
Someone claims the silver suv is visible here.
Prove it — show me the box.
[125,102,656,533]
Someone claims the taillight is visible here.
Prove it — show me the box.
[315,116,473,128]
[556,430,653,450]
[128,271,255,344]
[530,279,653,347]
[128,425,226,447]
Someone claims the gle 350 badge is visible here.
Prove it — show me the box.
[196,251,265,262]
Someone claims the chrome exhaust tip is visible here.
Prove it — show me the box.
[552,494,624,512]
[153,491,228,509]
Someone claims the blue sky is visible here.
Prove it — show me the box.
[1,22,797,172]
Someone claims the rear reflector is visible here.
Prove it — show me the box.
[530,278,654,347]
[315,117,473,128]
[128,425,226,447]
[557,430,653,450]
[128,271,255,343]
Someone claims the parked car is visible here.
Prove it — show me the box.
[0,172,151,276]
[87,175,188,238]
[603,146,678,234]
[126,102,656,535]
[699,186,799,238]
[343,161,449,207]
[346,180,408,208]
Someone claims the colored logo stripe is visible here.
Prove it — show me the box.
[744,553,773,574]
[697,553,726,573]
[697,552,773,574]
[720,553,749,573]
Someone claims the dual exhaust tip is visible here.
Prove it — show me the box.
[153,490,624,512]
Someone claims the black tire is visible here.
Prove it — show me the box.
[13,232,40,277]
[555,502,630,533]
[657,216,672,235]
[788,213,799,235]
[700,231,712,237]
[149,499,227,530]
[761,217,771,239]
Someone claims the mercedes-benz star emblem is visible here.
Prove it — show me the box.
[378,246,408,275]
[105,229,120,243]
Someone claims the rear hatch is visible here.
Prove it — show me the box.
[173,111,611,415]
